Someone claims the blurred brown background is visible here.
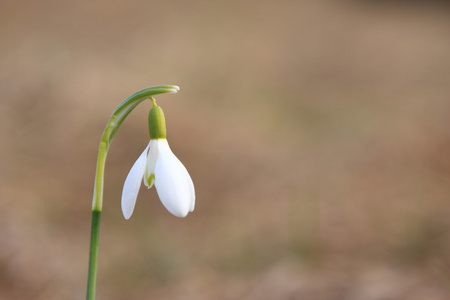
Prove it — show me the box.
[1,0,450,299]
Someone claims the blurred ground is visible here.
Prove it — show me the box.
[1,0,450,299]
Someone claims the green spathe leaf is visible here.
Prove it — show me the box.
[148,105,167,139]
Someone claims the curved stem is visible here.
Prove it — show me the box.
[86,85,179,300]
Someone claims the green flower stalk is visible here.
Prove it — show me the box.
[86,85,194,300]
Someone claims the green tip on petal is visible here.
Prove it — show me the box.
[146,173,155,187]
[148,106,166,139]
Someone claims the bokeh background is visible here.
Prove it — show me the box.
[1,0,450,299]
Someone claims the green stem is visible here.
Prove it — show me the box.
[86,85,179,300]
[86,210,101,300]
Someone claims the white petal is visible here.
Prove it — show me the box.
[144,139,158,188]
[121,144,149,220]
[154,139,195,218]
[186,167,195,212]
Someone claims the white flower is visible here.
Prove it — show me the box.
[121,138,195,219]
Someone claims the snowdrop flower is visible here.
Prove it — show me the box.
[121,100,195,219]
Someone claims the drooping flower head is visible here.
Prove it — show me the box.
[121,97,195,219]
